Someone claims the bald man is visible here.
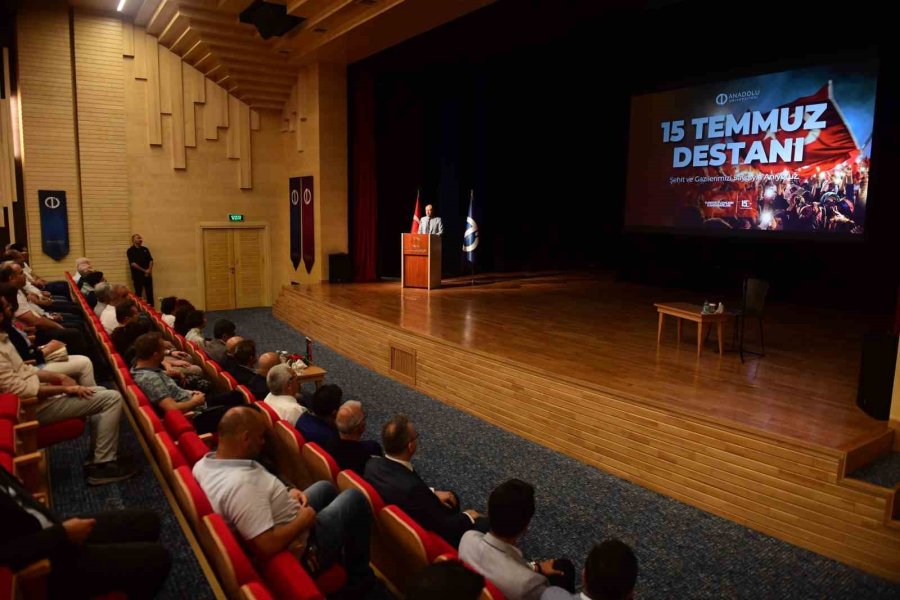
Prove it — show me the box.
[193,407,376,593]
[326,400,383,474]
[257,352,281,378]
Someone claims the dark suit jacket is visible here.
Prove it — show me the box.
[295,413,338,448]
[326,438,383,475]
[363,456,473,547]
[0,468,68,570]
[229,364,268,400]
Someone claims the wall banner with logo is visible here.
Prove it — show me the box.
[38,190,69,260]
[289,177,301,270]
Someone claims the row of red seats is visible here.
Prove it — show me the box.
[67,275,341,600]
[114,283,504,599]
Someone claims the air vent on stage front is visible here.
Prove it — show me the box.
[239,1,304,40]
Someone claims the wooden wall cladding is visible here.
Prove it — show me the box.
[125,23,258,189]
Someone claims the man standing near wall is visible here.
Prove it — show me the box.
[127,234,154,306]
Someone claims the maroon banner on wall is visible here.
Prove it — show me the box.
[289,177,301,270]
[300,176,314,274]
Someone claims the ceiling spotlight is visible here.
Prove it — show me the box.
[117,0,127,11]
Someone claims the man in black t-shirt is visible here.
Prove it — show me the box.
[126,233,154,305]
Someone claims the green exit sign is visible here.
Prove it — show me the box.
[228,214,244,222]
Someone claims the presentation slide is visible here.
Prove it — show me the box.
[625,60,878,235]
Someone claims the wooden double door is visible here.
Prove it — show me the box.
[202,227,267,311]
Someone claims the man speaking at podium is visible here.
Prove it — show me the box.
[418,204,443,236]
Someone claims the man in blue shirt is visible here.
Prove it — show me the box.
[296,383,341,446]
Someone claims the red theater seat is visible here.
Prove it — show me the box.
[253,400,279,428]
[237,385,257,404]
[0,394,20,421]
[0,420,14,454]
[220,371,239,390]
[172,466,213,533]
[260,552,328,600]
[273,421,311,488]
[336,470,385,514]
[301,442,339,485]
[203,514,263,599]
[36,419,86,449]
[128,384,151,407]
[240,582,274,600]
[137,405,164,440]
[154,431,187,476]
[0,451,13,475]
[377,505,456,592]
[177,431,211,467]
[163,410,194,439]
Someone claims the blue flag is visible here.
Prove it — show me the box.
[463,190,479,263]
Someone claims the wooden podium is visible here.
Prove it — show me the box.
[402,233,441,289]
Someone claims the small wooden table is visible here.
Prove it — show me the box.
[294,365,327,389]
[654,302,729,356]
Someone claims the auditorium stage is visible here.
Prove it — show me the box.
[274,272,900,579]
[278,271,886,451]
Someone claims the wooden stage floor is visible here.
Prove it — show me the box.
[285,271,888,453]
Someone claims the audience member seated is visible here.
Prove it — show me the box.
[460,479,575,599]
[295,384,341,447]
[0,286,97,387]
[78,269,103,294]
[193,407,376,595]
[101,284,131,334]
[229,339,269,400]
[257,351,281,380]
[172,302,196,336]
[205,318,236,362]
[184,310,206,345]
[540,539,637,600]
[0,467,171,599]
[0,261,81,328]
[326,400,382,475]
[78,271,104,308]
[0,297,137,485]
[159,296,177,327]
[93,281,112,317]
[364,414,487,547]
[110,300,154,363]
[263,364,306,423]
[3,249,70,304]
[406,560,485,600]
[73,256,92,284]
[216,335,243,374]
[1,265,93,362]
[130,333,243,434]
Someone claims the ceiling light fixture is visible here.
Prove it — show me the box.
[117,0,127,11]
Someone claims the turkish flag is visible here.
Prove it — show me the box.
[734,82,859,174]
[411,191,422,234]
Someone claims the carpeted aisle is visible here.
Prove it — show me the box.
[207,307,900,599]
[49,408,215,600]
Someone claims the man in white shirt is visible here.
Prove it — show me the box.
[459,479,573,600]
[263,364,306,424]
[93,282,112,318]
[540,540,638,600]
[193,407,376,594]
[100,284,130,334]
[418,204,444,236]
